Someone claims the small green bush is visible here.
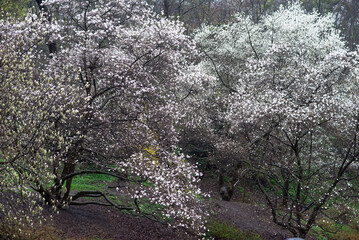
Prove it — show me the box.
[206,220,262,240]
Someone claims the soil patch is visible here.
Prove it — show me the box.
[45,204,191,240]
[212,200,293,240]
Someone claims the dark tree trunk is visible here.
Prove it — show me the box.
[282,178,289,207]
[241,175,247,202]
[35,0,57,54]
[218,167,237,201]
[163,0,170,18]
[61,161,76,202]
[282,170,289,207]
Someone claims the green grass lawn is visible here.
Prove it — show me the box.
[69,173,117,191]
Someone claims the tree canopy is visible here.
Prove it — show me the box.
[1,0,359,239]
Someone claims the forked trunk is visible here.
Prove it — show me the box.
[61,161,76,202]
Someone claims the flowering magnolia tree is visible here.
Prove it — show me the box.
[195,2,359,237]
[0,0,207,235]
[0,14,77,238]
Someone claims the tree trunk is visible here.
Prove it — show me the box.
[163,0,170,18]
[61,161,76,202]
[35,0,57,54]
[241,175,247,202]
[218,168,235,201]
[282,171,289,207]
[282,178,289,207]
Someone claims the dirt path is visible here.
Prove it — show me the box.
[47,205,190,240]
[40,177,315,240]
[49,200,297,240]
[212,200,293,240]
